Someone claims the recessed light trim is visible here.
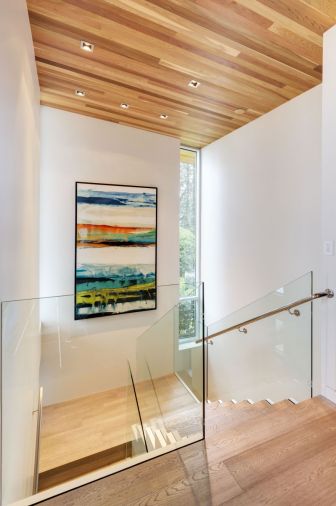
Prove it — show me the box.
[120,103,129,109]
[188,79,201,88]
[80,40,94,52]
[75,89,86,97]
[160,114,168,119]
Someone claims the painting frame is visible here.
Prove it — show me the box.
[74,181,158,320]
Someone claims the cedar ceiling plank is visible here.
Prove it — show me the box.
[258,0,335,35]
[301,0,336,20]
[235,0,322,45]
[268,23,322,64]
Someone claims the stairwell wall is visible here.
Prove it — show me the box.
[321,25,336,403]
[0,0,41,503]
[201,86,322,400]
[39,107,180,404]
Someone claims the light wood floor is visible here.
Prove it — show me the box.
[40,374,198,472]
[39,396,336,505]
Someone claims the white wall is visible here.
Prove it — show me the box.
[0,0,40,302]
[39,107,180,404]
[202,86,322,400]
[0,1,41,503]
[320,25,336,403]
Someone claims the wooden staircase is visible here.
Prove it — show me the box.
[205,396,336,453]
[203,395,336,504]
[38,395,336,505]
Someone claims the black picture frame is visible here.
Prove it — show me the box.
[74,181,158,320]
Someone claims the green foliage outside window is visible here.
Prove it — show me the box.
[179,149,199,339]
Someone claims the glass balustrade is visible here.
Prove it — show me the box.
[1,283,205,505]
[206,272,313,404]
[134,283,204,447]
[3,267,331,506]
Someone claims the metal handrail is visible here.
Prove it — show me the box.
[198,289,334,344]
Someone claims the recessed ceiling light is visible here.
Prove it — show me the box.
[75,89,86,97]
[80,40,94,52]
[120,103,129,109]
[188,79,201,88]
[160,114,168,119]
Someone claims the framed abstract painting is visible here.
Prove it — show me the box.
[75,182,157,319]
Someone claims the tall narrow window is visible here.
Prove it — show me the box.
[179,147,200,341]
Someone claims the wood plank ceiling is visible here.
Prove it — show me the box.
[27,0,336,148]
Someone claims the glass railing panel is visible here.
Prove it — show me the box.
[207,273,312,403]
[173,303,204,441]
[132,311,172,451]
[134,283,204,452]
[175,283,204,401]
[208,272,312,336]
[1,298,41,505]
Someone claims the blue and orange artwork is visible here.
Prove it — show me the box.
[75,183,157,319]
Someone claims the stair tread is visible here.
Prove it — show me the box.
[206,401,274,435]
[271,399,297,409]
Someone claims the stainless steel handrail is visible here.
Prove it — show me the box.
[33,386,43,494]
[198,289,334,344]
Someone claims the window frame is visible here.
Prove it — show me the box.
[179,145,201,344]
